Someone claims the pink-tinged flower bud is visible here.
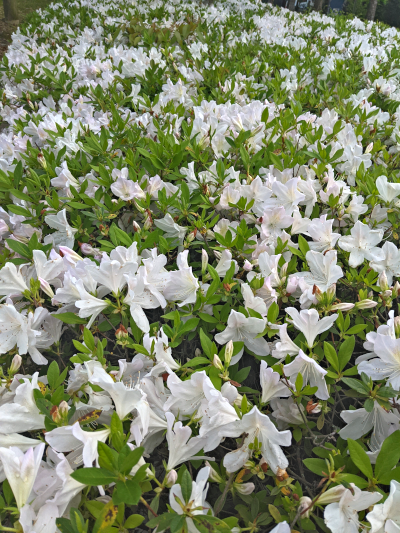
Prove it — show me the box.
[165,469,178,487]
[330,302,355,311]
[59,246,82,263]
[224,340,234,366]
[243,260,253,272]
[379,271,389,291]
[356,299,377,309]
[202,249,208,274]
[235,482,255,495]
[213,354,224,371]
[132,221,141,232]
[394,281,400,296]
[299,496,313,518]
[39,277,54,298]
[79,243,96,256]
[286,276,299,294]
[9,354,22,374]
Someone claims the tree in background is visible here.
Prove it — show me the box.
[366,0,378,19]
[3,0,18,21]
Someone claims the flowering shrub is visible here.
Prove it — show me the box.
[1,0,400,531]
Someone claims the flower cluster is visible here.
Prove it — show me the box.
[0,0,400,531]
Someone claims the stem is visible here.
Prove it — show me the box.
[140,496,158,517]
[214,472,235,516]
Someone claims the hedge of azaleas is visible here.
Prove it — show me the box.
[2,0,400,531]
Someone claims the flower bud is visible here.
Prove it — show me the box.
[327,283,336,300]
[205,461,223,483]
[286,276,299,294]
[143,214,152,230]
[37,153,47,169]
[132,221,141,232]
[299,496,313,518]
[201,249,208,274]
[317,485,347,505]
[235,482,255,495]
[186,231,196,243]
[394,281,400,296]
[39,277,54,298]
[394,316,400,338]
[365,142,373,154]
[59,401,69,417]
[116,324,128,340]
[213,354,224,371]
[243,260,253,272]
[214,251,222,260]
[224,340,234,366]
[356,299,377,309]
[379,271,389,291]
[165,469,178,488]
[80,243,98,256]
[9,354,22,374]
[330,302,355,311]
[280,262,288,279]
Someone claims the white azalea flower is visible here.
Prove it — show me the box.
[339,402,399,451]
[260,360,291,403]
[110,177,145,201]
[307,215,340,252]
[221,406,291,474]
[215,310,269,363]
[0,443,45,509]
[0,373,45,434]
[376,175,400,204]
[367,480,400,533]
[0,262,29,297]
[74,279,108,328]
[370,241,400,286]
[163,250,199,306]
[285,307,338,349]
[292,250,343,292]
[324,484,381,533]
[358,333,400,389]
[283,349,329,400]
[165,412,209,471]
[338,220,384,268]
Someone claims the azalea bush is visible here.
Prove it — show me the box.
[1,0,400,532]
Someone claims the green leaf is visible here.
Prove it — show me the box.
[298,235,310,256]
[70,468,117,486]
[53,312,87,324]
[192,515,232,532]
[98,442,118,472]
[113,479,141,505]
[338,336,355,371]
[118,446,144,475]
[303,458,327,476]
[124,515,144,529]
[324,342,339,372]
[180,470,193,503]
[375,431,400,481]
[341,377,369,395]
[92,501,118,533]
[347,439,373,479]
[378,466,400,484]
[47,360,60,389]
